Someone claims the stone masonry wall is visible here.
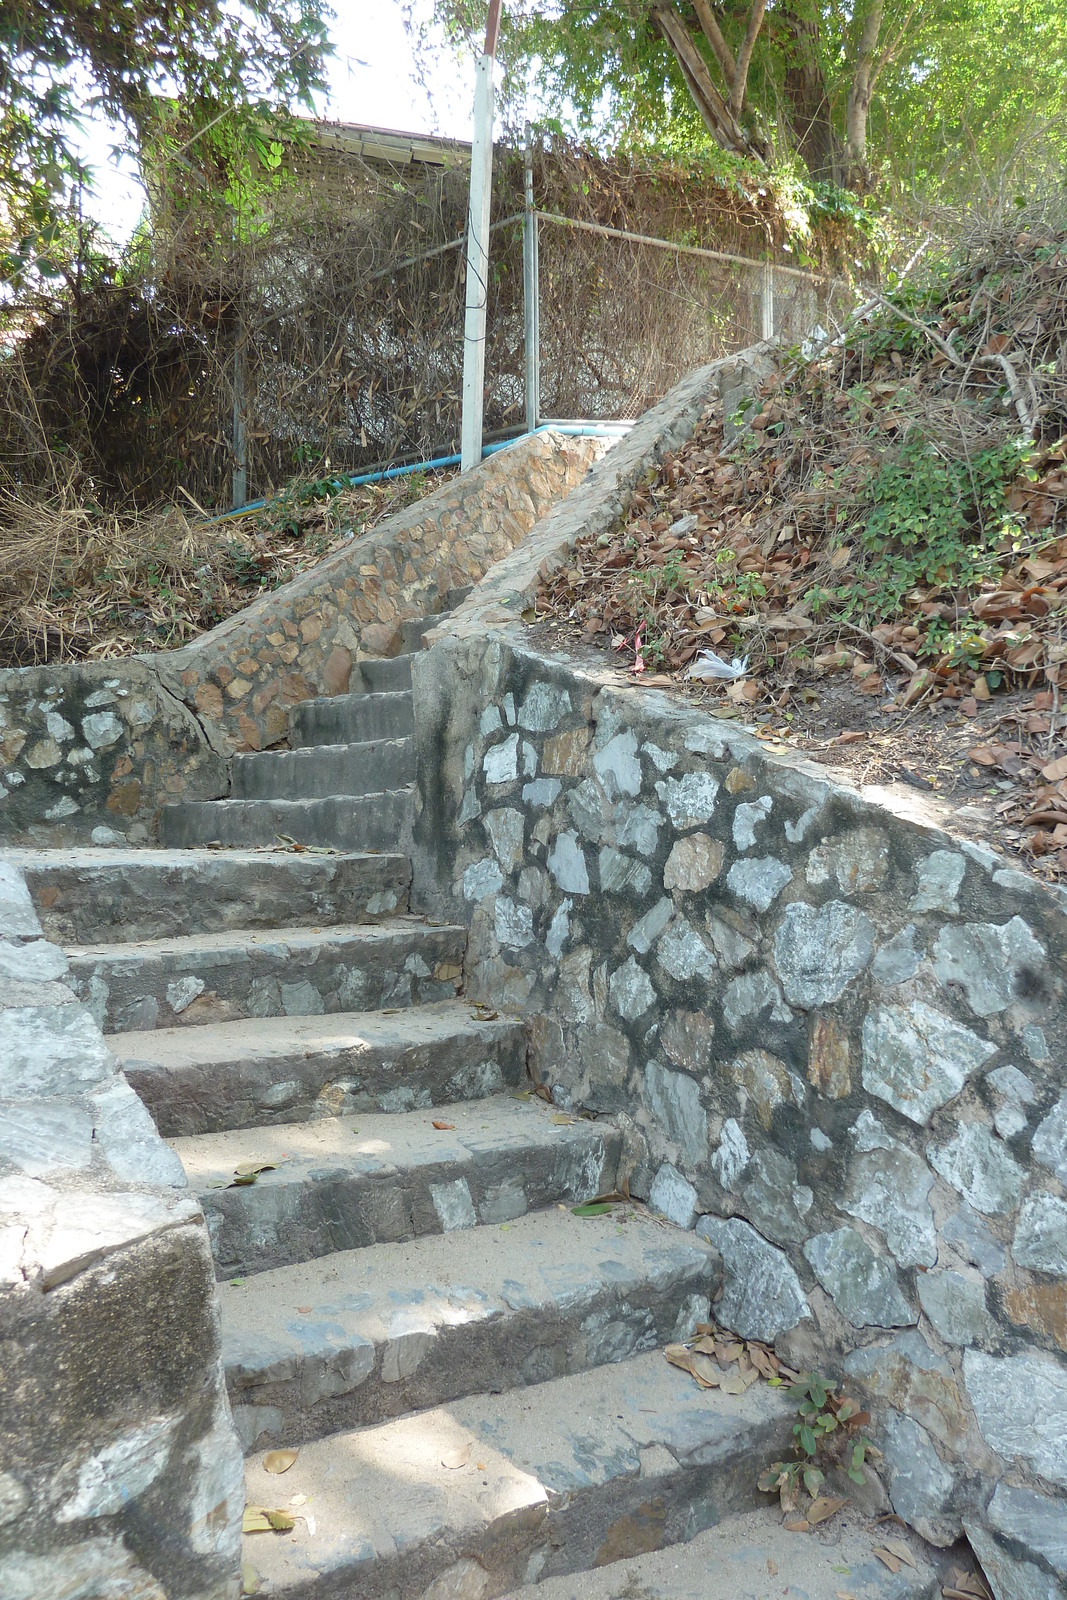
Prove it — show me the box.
[411,359,1067,1594]
[0,861,244,1598]
[0,431,602,847]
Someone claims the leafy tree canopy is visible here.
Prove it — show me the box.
[0,0,332,274]
[429,0,1067,203]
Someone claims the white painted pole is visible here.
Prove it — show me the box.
[761,260,775,341]
[523,123,540,434]
[460,54,496,471]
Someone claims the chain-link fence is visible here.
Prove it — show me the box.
[0,137,864,512]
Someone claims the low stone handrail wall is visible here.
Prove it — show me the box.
[411,358,1067,1590]
[0,860,244,1598]
[0,431,602,847]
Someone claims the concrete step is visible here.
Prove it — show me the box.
[158,789,413,852]
[173,1096,621,1278]
[111,1000,526,1136]
[500,1505,940,1600]
[2,847,409,944]
[230,738,414,802]
[67,918,465,1034]
[223,1206,718,1452]
[355,653,415,693]
[289,690,414,748]
[239,1348,794,1600]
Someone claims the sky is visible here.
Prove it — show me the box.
[72,1,478,244]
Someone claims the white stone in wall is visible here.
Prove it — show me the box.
[1032,1094,1067,1184]
[910,850,967,914]
[56,1415,181,1522]
[1012,1194,1067,1274]
[649,1161,698,1228]
[656,917,715,982]
[627,897,673,956]
[616,804,662,856]
[655,771,719,828]
[645,1062,707,1167]
[547,832,589,894]
[483,734,519,784]
[495,897,534,949]
[517,682,572,732]
[732,796,773,851]
[545,900,572,959]
[964,1349,1067,1489]
[81,711,124,750]
[463,858,503,902]
[485,808,525,874]
[928,1123,1026,1216]
[697,1216,811,1341]
[861,1001,996,1124]
[726,856,793,912]
[773,900,874,1008]
[593,730,642,799]
[711,1118,750,1190]
[931,916,1046,1017]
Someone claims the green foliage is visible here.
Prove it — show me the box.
[859,430,1030,610]
[428,0,1067,207]
[758,1372,873,1510]
[0,0,331,276]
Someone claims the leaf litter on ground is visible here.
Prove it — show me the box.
[535,215,1067,883]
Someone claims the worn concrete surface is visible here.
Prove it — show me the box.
[66,918,466,1032]
[240,1348,793,1600]
[174,1095,623,1276]
[222,1205,718,1448]
[4,847,410,943]
[498,1504,940,1599]
[111,1000,526,1135]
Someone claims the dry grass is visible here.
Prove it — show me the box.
[0,468,449,668]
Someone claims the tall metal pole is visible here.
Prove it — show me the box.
[761,260,775,342]
[523,122,540,435]
[460,0,503,471]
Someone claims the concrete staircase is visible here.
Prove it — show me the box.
[15,629,942,1600]
[159,617,425,853]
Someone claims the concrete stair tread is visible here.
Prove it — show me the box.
[4,846,410,943]
[111,999,526,1135]
[68,916,455,962]
[498,1506,940,1599]
[222,1206,716,1448]
[288,690,415,750]
[231,737,415,802]
[240,1347,793,1598]
[159,792,413,851]
[67,918,464,1034]
[176,1096,621,1277]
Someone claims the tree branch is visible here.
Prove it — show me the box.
[689,0,736,84]
[729,0,768,119]
[652,4,750,152]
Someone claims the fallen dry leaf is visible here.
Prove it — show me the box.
[441,1442,472,1470]
[807,1495,848,1525]
[263,1450,298,1475]
[431,1120,455,1130]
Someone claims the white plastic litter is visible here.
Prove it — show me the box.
[686,650,750,682]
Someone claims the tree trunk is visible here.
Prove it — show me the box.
[775,4,843,183]
[844,0,884,190]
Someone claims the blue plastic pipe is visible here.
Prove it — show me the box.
[202,421,633,526]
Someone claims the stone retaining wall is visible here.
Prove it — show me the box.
[0,861,243,1598]
[411,359,1067,1593]
[0,432,602,846]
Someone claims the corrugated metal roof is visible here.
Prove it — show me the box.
[305,120,471,167]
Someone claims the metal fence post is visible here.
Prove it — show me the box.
[523,124,540,434]
[232,325,248,510]
[761,261,775,342]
